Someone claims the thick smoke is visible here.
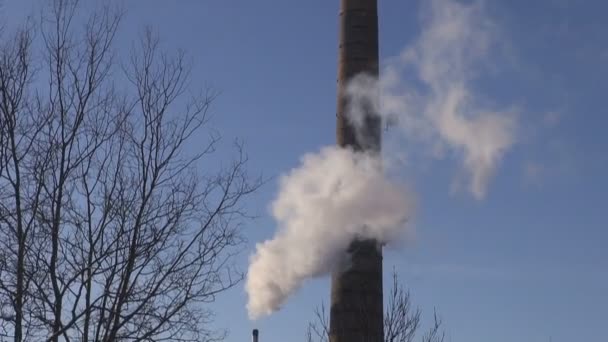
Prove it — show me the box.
[246,147,412,318]
[246,0,517,319]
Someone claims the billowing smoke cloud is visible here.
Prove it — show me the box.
[246,147,412,318]
[246,0,517,319]
[347,0,516,199]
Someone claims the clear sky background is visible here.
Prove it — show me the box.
[2,1,607,342]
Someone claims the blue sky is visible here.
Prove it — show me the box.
[2,1,607,342]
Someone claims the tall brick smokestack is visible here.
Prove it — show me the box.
[330,0,383,342]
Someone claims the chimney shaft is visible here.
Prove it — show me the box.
[330,1,383,342]
[252,329,259,342]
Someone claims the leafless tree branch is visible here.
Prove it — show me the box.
[0,1,261,341]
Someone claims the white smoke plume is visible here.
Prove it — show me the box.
[246,147,412,318]
[347,0,516,199]
[246,0,517,319]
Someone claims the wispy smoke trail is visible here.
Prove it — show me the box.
[246,147,412,318]
[347,0,516,199]
[246,0,517,319]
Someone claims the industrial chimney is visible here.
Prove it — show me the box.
[330,0,383,342]
[252,329,259,342]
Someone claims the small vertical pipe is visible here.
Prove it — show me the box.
[252,329,259,342]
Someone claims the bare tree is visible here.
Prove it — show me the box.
[306,271,445,342]
[0,1,261,341]
[0,16,43,342]
[384,272,421,342]
[306,303,329,342]
[420,310,444,342]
